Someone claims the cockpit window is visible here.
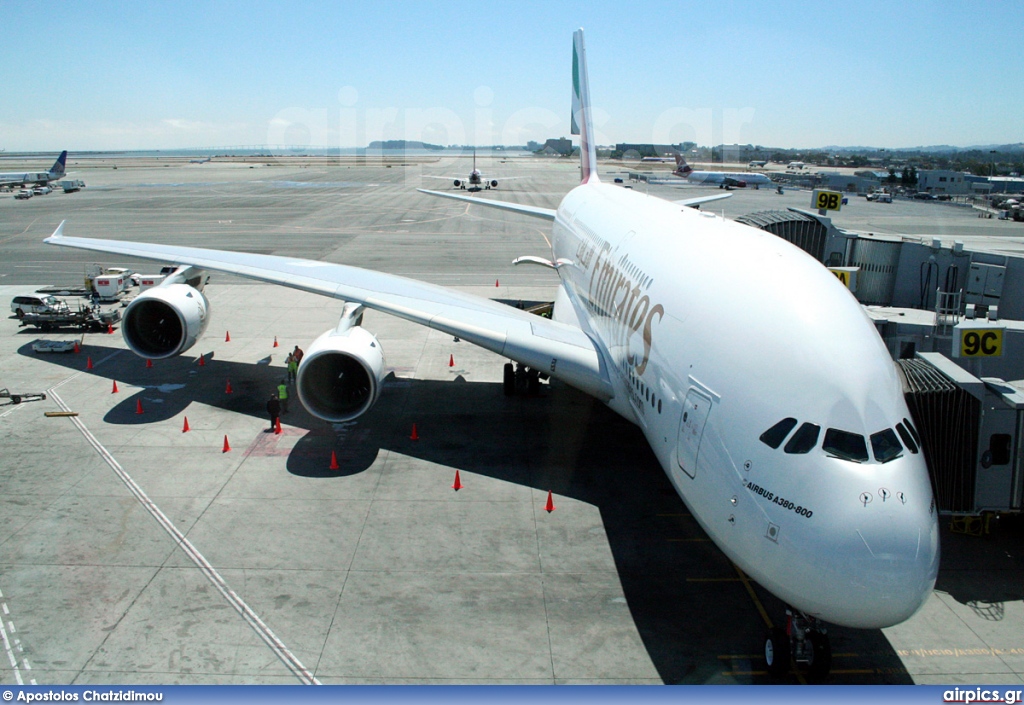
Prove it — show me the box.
[903,418,922,447]
[784,422,820,454]
[759,418,798,449]
[895,422,919,454]
[823,428,869,462]
[870,429,903,463]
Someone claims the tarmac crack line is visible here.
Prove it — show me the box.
[45,386,321,685]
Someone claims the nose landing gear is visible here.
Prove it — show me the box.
[764,609,832,681]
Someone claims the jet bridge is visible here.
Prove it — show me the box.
[898,352,1024,519]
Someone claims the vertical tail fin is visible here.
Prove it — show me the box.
[571,29,599,185]
[50,151,67,178]
[673,153,693,177]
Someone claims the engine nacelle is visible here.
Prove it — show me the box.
[122,283,209,359]
[297,325,386,422]
[490,179,498,188]
[453,179,462,187]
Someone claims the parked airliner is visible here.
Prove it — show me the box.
[44,30,938,679]
[0,150,67,189]
[672,154,774,189]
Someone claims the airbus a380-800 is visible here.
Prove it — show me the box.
[45,29,938,679]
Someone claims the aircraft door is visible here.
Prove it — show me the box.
[676,388,712,479]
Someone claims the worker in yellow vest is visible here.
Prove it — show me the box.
[277,379,289,414]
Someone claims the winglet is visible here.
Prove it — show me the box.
[47,220,66,241]
[571,29,599,185]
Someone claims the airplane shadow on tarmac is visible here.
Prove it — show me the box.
[20,338,914,684]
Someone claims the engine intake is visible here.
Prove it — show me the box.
[122,284,209,359]
[297,326,386,422]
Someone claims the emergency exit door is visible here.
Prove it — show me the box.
[677,388,712,479]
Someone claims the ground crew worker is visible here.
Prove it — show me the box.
[266,394,281,432]
[278,379,289,413]
[287,353,298,384]
[292,345,304,365]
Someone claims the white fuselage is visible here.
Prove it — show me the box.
[0,170,58,187]
[549,182,939,629]
[684,170,773,187]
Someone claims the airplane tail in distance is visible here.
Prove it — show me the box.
[673,153,693,177]
[571,29,599,185]
[51,151,67,177]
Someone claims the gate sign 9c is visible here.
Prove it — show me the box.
[957,327,1004,357]
[812,190,843,212]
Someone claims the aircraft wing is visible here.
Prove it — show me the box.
[417,189,556,221]
[673,193,732,208]
[44,222,612,401]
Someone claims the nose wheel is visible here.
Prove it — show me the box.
[764,609,832,681]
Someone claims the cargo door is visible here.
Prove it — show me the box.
[676,388,712,479]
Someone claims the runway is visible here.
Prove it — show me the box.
[1,156,1022,685]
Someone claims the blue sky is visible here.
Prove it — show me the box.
[2,0,1021,151]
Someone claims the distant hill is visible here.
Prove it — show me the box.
[366,140,445,151]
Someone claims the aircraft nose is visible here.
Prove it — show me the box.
[835,507,940,628]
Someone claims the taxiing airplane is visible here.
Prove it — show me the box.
[0,150,67,189]
[672,154,773,188]
[44,30,938,679]
[748,159,769,168]
[423,149,519,190]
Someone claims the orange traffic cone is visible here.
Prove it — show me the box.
[273,336,279,348]
[225,331,231,342]
[225,379,233,394]
[135,399,144,415]
[544,490,556,513]
[329,451,340,470]
[452,470,463,491]
[107,323,114,334]
[198,354,205,367]
[146,358,152,368]
[182,416,190,433]
[222,435,231,452]
[73,341,80,353]
[86,356,93,370]
[111,380,119,394]
[448,354,454,367]
[410,423,419,441]
[274,417,282,434]
[495,279,499,287]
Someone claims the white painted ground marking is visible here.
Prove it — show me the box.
[47,386,321,685]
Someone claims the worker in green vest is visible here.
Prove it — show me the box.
[277,379,289,414]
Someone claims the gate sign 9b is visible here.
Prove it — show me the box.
[812,190,843,212]
[956,328,1004,358]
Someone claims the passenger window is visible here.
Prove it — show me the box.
[870,429,903,463]
[759,418,797,449]
[895,422,919,454]
[784,422,820,454]
[823,429,869,462]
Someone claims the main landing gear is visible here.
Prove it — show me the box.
[764,608,832,681]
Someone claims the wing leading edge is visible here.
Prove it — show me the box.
[44,223,612,401]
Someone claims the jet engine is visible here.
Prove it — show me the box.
[490,180,498,188]
[297,325,386,422]
[453,179,462,187]
[122,283,209,359]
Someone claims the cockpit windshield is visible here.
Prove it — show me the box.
[823,428,869,462]
[870,428,903,463]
